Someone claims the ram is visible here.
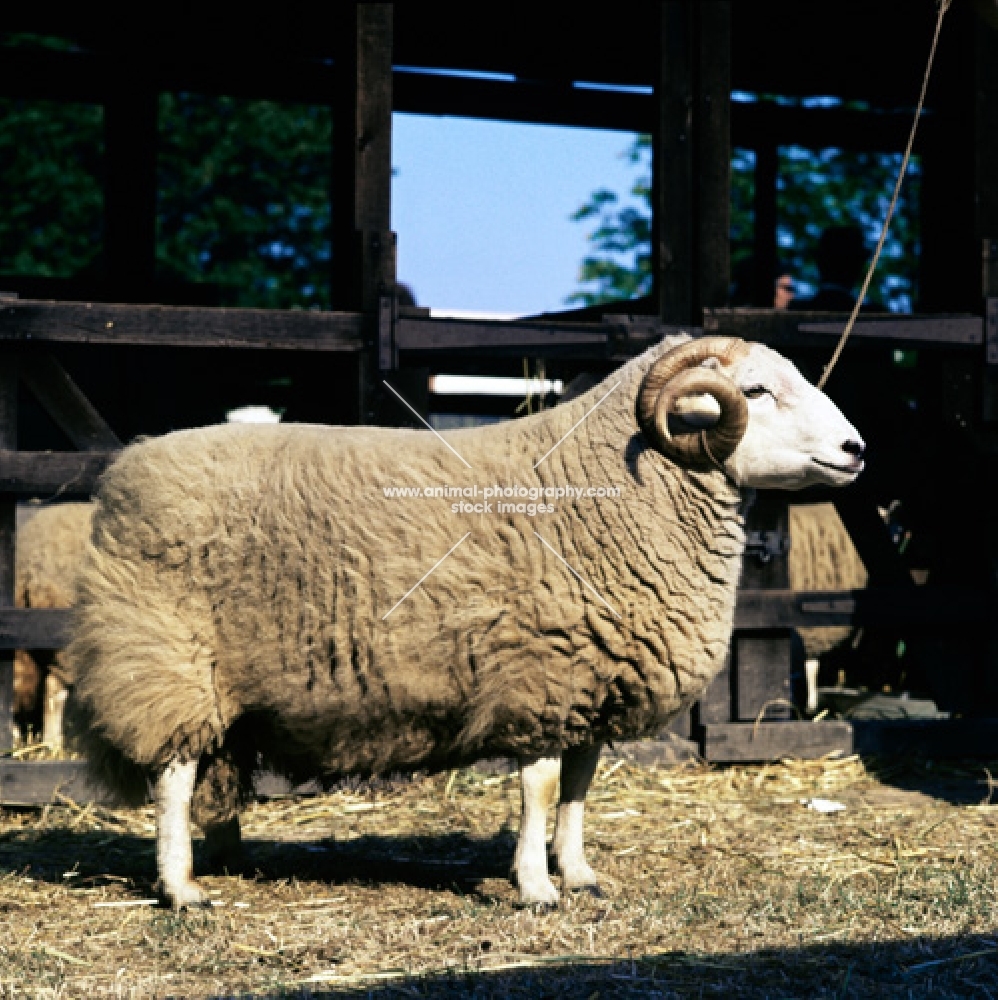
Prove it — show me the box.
[66,334,864,908]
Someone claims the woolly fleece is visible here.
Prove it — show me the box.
[67,336,747,800]
[13,502,92,718]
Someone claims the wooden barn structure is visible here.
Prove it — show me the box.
[1,1,997,800]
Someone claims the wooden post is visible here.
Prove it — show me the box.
[654,1,694,324]
[104,84,157,302]
[732,492,802,721]
[696,0,731,313]
[331,2,398,426]
[975,6,998,705]
[654,1,730,324]
[753,143,779,307]
[0,360,16,750]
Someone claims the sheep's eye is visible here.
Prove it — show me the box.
[743,385,771,400]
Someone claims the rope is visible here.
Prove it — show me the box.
[817,0,954,390]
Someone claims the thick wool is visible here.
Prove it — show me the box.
[13,503,92,721]
[67,337,747,802]
[788,503,868,658]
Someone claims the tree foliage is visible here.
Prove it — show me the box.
[0,99,104,278]
[157,94,331,309]
[569,130,920,313]
[0,52,332,309]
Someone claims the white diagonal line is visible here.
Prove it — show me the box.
[533,531,622,619]
[383,380,472,469]
[382,532,472,620]
[533,381,622,469]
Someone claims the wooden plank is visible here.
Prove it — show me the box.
[332,3,395,313]
[732,491,801,720]
[0,609,72,649]
[0,46,927,148]
[19,353,122,451]
[696,1,731,312]
[0,300,364,351]
[705,308,983,347]
[797,317,983,345]
[655,0,694,324]
[0,451,116,497]
[752,145,779,306]
[701,721,853,763]
[732,633,803,722]
[396,317,616,353]
[734,587,988,630]
[0,759,113,807]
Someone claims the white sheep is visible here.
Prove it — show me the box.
[65,334,864,908]
[12,502,92,749]
[788,502,868,713]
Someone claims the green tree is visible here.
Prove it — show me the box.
[566,134,653,306]
[569,130,920,312]
[0,98,104,278]
[157,94,332,309]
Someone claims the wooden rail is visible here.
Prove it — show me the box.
[0,300,986,360]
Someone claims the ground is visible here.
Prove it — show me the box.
[1,755,998,998]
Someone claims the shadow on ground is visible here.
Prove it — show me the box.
[858,755,998,807]
[0,826,517,899]
[217,933,998,998]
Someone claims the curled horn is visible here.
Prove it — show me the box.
[636,336,749,470]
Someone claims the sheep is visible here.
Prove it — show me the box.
[65,333,865,908]
[787,502,868,713]
[12,502,92,749]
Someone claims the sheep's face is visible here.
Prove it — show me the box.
[720,344,864,490]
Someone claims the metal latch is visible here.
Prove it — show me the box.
[744,529,790,564]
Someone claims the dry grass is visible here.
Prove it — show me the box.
[2,755,998,997]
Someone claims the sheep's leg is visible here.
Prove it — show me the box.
[552,742,602,894]
[513,754,561,906]
[154,757,209,908]
[191,751,244,873]
[41,673,67,750]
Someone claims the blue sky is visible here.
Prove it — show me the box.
[391,114,645,317]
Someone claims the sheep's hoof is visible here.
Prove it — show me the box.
[156,879,211,910]
[515,876,561,909]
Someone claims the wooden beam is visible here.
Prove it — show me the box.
[654,1,694,324]
[696,1,731,312]
[0,451,116,497]
[733,587,987,630]
[752,145,779,307]
[332,2,395,313]
[700,721,853,763]
[704,308,983,348]
[0,365,15,750]
[19,353,121,451]
[0,609,72,649]
[0,47,926,148]
[0,759,114,807]
[0,300,364,351]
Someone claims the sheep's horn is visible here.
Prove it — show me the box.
[636,336,749,470]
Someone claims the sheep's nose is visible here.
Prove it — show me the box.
[842,439,865,460]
